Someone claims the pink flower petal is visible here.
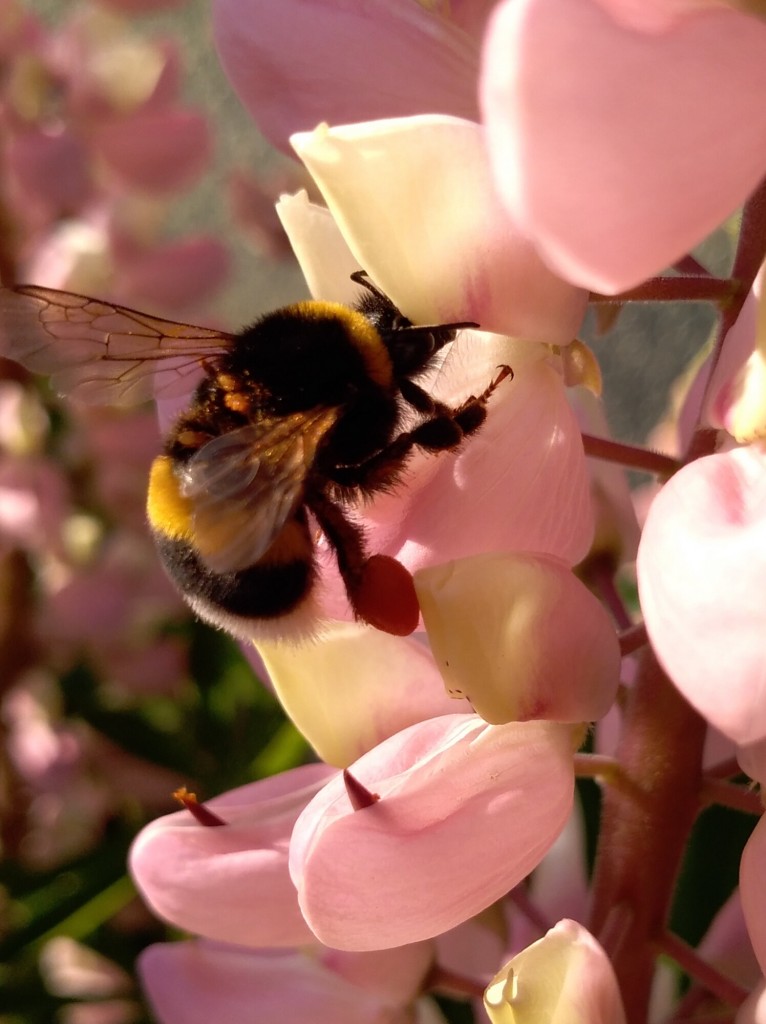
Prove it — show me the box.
[139,942,413,1024]
[129,766,335,948]
[318,942,434,1006]
[741,815,766,978]
[391,352,593,569]
[739,739,766,787]
[292,117,587,341]
[638,446,766,744]
[290,714,574,949]
[480,0,766,292]
[211,0,480,153]
[593,0,733,33]
[704,269,766,445]
[739,980,766,1024]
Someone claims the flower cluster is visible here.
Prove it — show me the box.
[6,1,766,1023]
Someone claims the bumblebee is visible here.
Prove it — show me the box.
[0,272,510,639]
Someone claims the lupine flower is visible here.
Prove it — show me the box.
[638,442,766,746]
[289,716,575,950]
[130,766,335,948]
[480,0,766,292]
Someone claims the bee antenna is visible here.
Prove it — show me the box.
[394,321,479,334]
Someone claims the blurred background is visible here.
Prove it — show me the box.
[0,3,313,1021]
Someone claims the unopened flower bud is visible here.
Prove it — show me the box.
[484,919,626,1024]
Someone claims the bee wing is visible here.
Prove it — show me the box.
[0,285,235,406]
[179,407,339,574]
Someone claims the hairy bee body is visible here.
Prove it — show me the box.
[0,274,509,640]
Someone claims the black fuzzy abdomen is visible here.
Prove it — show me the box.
[154,533,313,619]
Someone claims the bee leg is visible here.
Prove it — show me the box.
[306,489,368,594]
[307,488,419,636]
[331,364,513,492]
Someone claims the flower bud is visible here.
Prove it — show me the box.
[484,920,626,1024]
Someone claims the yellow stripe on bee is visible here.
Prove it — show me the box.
[288,301,393,388]
[146,455,194,542]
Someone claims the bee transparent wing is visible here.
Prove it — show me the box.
[179,408,339,574]
[0,285,234,406]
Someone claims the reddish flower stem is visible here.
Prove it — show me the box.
[574,753,621,782]
[619,623,649,657]
[590,276,738,305]
[588,649,707,1023]
[584,554,634,631]
[698,777,764,816]
[581,433,681,478]
[654,930,749,1009]
[704,756,745,780]
[425,965,485,1000]
[731,173,766,289]
[508,883,554,935]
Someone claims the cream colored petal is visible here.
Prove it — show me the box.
[416,552,620,724]
[257,622,469,766]
[291,117,587,342]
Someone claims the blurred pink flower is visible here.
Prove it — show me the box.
[480,0,766,292]
[1,3,221,314]
[4,675,82,786]
[211,0,493,153]
[39,936,132,1000]
[0,456,70,555]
